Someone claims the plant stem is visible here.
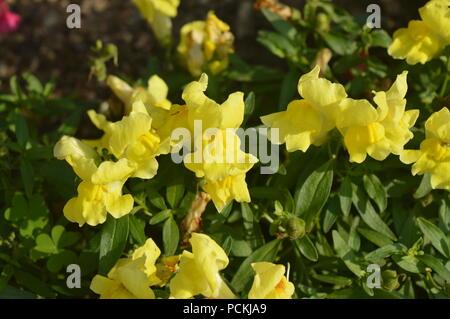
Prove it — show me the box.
[439,57,450,97]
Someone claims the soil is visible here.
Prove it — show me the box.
[0,0,425,101]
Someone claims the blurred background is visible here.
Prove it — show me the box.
[0,0,426,101]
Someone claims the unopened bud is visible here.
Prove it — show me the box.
[286,216,306,240]
[381,270,400,291]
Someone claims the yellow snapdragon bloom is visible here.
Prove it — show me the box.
[388,0,450,64]
[261,65,347,152]
[132,238,163,286]
[91,257,155,299]
[184,129,258,181]
[177,11,234,76]
[248,262,295,299]
[202,174,251,212]
[337,72,418,163]
[107,74,172,114]
[401,107,450,189]
[183,73,245,132]
[88,101,170,179]
[54,136,135,226]
[169,233,236,299]
[180,74,257,211]
[132,0,180,42]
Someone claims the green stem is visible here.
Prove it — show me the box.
[439,57,450,97]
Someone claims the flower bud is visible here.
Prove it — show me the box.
[381,270,400,291]
[286,216,306,240]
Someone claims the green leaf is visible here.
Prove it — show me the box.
[357,227,393,248]
[368,30,392,48]
[332,230,365,278]
[323,195,341,233]
[363,174,387,212]
[163,216,179,256]
[46,250,77,273]
[416,254,450,282]
[321,32,358,55]
[278,68,299,110]
[19,194,49,238]
[294,160,334,226]
[34,234,57,254]
[9,75,22,97]
[129,215,146,246]
[261,8,297,39]
[14,112,29,147]
[257,31,296,59]
[312,273,352,286]
[99,215,129,275]
[439,198,450,233]
[20,159,34,198]
[413,173,432,199]
[51,225,65,246]
[149,209,172,225]
[22,73,43,93]
[231,239,281,292]
[348,226,361,252]
[417,217,450,259]
[338,177,352,216]
[364,243,407,263]
[14,270,55,298]
[243,91,255,125]
[393,255,423,273]
[293,235,318,261]
[352,185,396,241]
[0,285,35,299]
[147,189,167,210]
[166,184,185,209]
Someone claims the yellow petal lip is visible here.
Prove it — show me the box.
[169,233,236,299]
[248,262,295,299]
[388,20,442,65]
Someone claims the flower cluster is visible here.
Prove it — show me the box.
[90,233,294,299]
[261,65,419,164]
[54,72,257,225]
[388,0,450,65]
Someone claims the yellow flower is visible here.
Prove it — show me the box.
[169,233,236,299]
[183,73,245,132]
[184,129,257,181]
[177,11,234,76]
[388,20,442,65]
[64,160,135,226]
[373,71,419,155]
[107,74,172,115]
[54,136,135,226]
[388,1,450,64]
[401,107,450,189]
[179,74,257,212]
[248,262,295,299]
[88,101,170,179]
[419,0,450,43]
[337,72,418,163]
[90,257,155,299]
[261,65,347,152]
[132,238,163,286]
[202,174,251,212]
[132,0,180,42]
